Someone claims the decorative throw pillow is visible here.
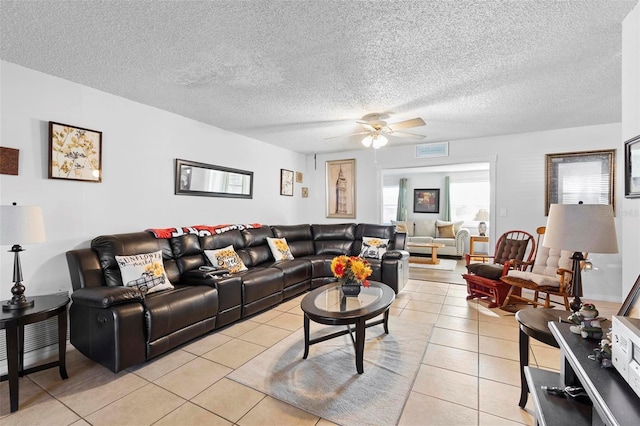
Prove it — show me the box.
[436,220,464,236]
[359,236,390,259]
[395,223,408,233]
[204,245,248,274]
[267,237,294,261]
[437,224,456,238]
[115,250,174,295]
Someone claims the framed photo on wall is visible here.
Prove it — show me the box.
[326,159,356,218]
[280,168,294,196]
[545,149,615,216]
[49,121,102,182]
[413,189,440,213]
[624,135,640,198]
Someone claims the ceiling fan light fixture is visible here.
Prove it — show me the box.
[372,134,388,149]
[361,135,373,148]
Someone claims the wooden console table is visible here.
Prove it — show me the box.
[525,320,640,425]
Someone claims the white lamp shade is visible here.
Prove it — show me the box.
[0,205,46,245]
[543,204,617,254]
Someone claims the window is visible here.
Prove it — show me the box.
[450,181,490,224]
[382,185,399,224]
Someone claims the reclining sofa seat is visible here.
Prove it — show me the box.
[66,223,409,373]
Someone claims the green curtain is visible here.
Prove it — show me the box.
[443,176,451,221]
[396,178,408,221]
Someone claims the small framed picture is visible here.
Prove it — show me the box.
[413,189,440,213]
[280,168,294,196]
[625,135,640,198]
[301,187,309,198]
[296,171,303,183]
[49,121,102,182]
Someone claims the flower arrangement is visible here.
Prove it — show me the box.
[330,255,372,287]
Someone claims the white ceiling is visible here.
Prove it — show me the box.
[1,0,637,154]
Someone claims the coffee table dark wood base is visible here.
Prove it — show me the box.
[303,310,390,374]
[300,282,395,374]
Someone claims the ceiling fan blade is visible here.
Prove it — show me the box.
[324,131,370,140]
[389,131,426,139]
[388,117,426,130]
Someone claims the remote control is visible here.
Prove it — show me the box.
[541,386,566,397]
[199,266,217,272]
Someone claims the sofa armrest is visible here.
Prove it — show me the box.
[383,250,409,260]
[71,286,144,308]
[181,269,230,286]
[455,228,470,256]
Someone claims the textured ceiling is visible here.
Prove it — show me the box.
[1,0,637,154]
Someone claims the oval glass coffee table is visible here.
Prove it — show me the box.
[300,281,395,374]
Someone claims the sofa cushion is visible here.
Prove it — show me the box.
[238,267,284,304]
[435,220,464,236]
[143,284,218,342]
[359,236,389,259]
[204,245,248,273]
[92,232,179,287]
[115,251,174,295]
[267,237,294,261]
[414,220,436,237]
[437,224,456,238]
[270,258,312,288]
[467,263,505,280]
[271,224,315,257]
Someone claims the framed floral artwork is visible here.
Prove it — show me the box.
[49,121,102,182]
[280,168,294,196]
[326,159,356,218]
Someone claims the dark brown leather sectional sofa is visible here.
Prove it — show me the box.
[66,223,409,373]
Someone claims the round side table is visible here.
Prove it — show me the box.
[514,308,570,408]
[0,293,70,412]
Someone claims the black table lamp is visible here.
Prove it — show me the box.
[543,203,618,312]
[1,203,46,311]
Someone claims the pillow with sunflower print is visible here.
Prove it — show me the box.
[266,237,294,261]
[359,237,390,259]
[115,250,174,295]
[204,245,249,274]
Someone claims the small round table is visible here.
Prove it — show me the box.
[300,281,395,374]
[515,308,571,408]
[0,293,70,412]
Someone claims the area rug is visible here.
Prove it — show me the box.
[408,258,457,271]
[227,317,432,426]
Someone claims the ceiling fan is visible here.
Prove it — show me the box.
[326,113,426,149]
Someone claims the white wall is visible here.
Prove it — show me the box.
[621,2,640,298]
[0,61,307,299]
[307,123,624,302]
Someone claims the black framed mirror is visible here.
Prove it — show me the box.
[175,158,253,198]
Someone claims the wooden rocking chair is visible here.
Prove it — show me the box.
[463,230,535,307]
[501,227,585,309]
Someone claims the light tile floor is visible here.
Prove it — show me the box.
[0,273,621,426]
